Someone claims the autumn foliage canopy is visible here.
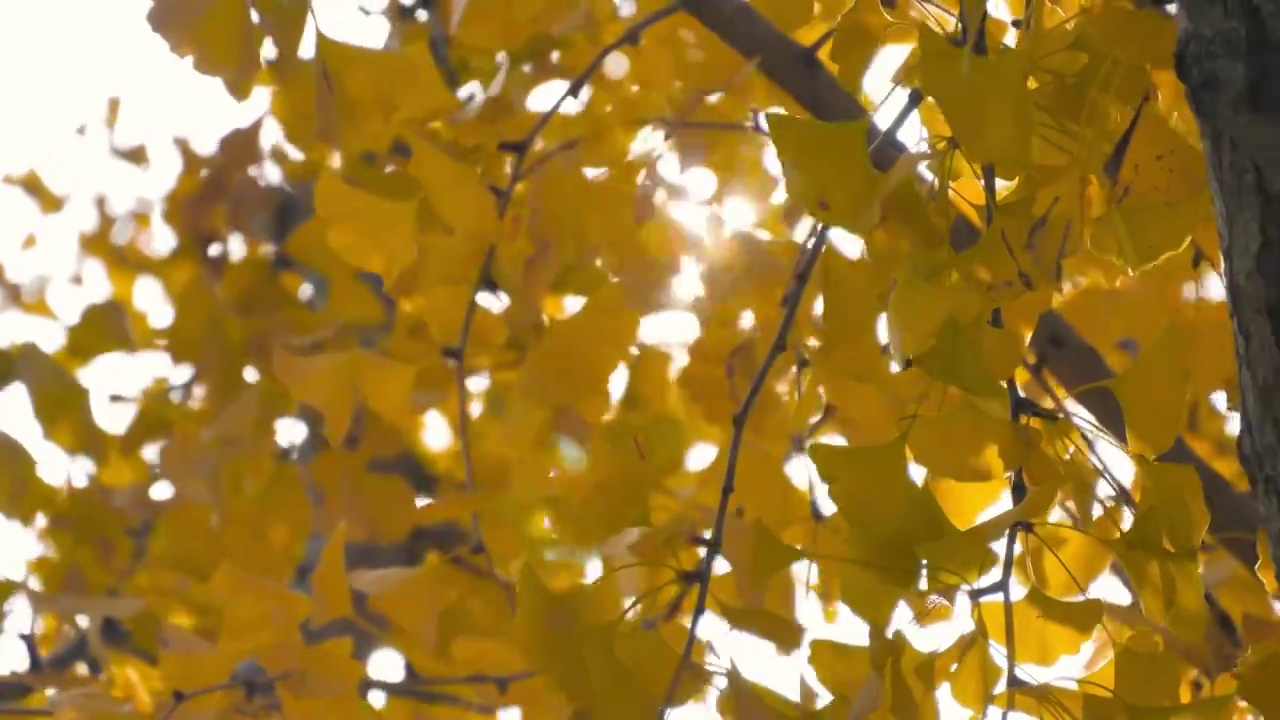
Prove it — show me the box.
[4,0,1280,717]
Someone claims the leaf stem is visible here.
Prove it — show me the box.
[158,671,290,720]
[658,226,828,718]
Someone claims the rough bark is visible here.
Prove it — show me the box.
[1177,0,1280,589]
[683,0,1267,574]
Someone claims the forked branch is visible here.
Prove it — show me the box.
[678,0,1266,577]
[445,2,682,600]
[659,226,829,717]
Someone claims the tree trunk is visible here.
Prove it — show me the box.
[1176,0,1280,589]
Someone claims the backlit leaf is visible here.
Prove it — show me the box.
[148,0,262,100]
[979,585,1103,666]
[918,28,1034,172]
[767,114,921,234]
[316,33,458,154]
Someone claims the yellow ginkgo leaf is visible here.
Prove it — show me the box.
[1085,5,1178,69]
[1133,458,1209,553]
[928,474,1008,529]
[830,0,914,89]
[1111,644,1197,708]
[1113,506,1211,641]
[908,399,1029,482]
[917,28,1034,173]
[1091,193,1208,271]
[715,601,804,653]
[1111,318,1192,457]
[407,134,500,241]
[914,316,1007,398]
[209,562,311,658]
[285,637,365,700]
[815,251,892,382]
[273,347,361,444]
[516,281,640,412]
[978,585,1103,667]
[308,523,352,627]
[280,690,368,720]
[313,167,422,282]
[1020,524,1114,600]
[1237,642,1280,719]
[15,343,106,461]
[513,564,593,704]
[316,33,458,154]
[1113,99,1208,203]
[453,0,592,51]
[718,663,803,720]
[147,0,262,100]
[886,272,983,363]
[812,439,952,550]
[0,431,55,524]
[273,347,423,444]
[356,351,423,430]
[808,640,875,701]
[64,301,139,361]
[358,558,459,667]
[254,0,308,62]
[766,114,921,234]
[949,633,1001,715]
[280,217,391,328]
[720,518,803,602]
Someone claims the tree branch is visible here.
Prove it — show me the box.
[679,0,1266,575]
[0,633,90,704]
[364,678,499,714]
[1029,313,1265,569]
[443,1,683,606]
[1000,369,1028,717]
[659,226,828,717]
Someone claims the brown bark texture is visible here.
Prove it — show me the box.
[682,0,1269,576]
[1177,0,1280,589]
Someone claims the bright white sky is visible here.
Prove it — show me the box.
[0,0,1138,717]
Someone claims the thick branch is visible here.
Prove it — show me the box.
[682,0,1266,573]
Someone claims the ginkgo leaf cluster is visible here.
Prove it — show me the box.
[0,0,1275,719]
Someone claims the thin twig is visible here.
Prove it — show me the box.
[364,679,499,714]
[998,522,1019,717]
[444,2,682,607]
[0,634,90,703]
[647,118,768,135]
[1022,359,1136,509]
[412,670,535,689]
[159,671,290,720]
[447,244,503,595]
[1000,370,1027,719]
[658,226,829,717]
[500,2,682,203]
[422,1,460,91]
